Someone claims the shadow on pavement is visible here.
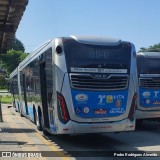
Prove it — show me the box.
[1,128,36,133]
[0,141,27,145]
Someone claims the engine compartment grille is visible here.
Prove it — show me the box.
[139,78,160,88]
[70,74,129,90]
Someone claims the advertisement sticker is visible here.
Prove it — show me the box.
[71,90,128,118]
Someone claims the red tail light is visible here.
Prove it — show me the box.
[128,93,137,121]
[57,92,70,124]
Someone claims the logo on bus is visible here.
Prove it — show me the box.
[143,99,151,104]
[106,95,113,103]
[154,91,159,98]
[75,94,88,102]
[83,107,90,113]
[98,95,124,105]
[153,101,160,105]
[110,108,125,114]
[98,95,105,105]
[142,91,151,98]
[116,99,121,107]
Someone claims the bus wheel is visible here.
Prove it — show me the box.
[15,105,18,112]
[33,107,36,124]
[13,100,16,108]
[36,112,42,131]
[17,103,20,113]
[40,116,49,136]
[136,119,143,128]
[14,101,17,112]
[19,107,23,117]
[43,129,50,136]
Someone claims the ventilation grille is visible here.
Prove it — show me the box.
[139,78,160,88]
[70,74,129,90]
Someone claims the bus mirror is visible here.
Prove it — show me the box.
[56,46,63,55]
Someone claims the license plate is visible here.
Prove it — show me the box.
[95,110,107,114]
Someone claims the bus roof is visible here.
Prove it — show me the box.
[137,52,160,58]
[10,68,18,78]
[71,35,121,46]
[19,39,52,69]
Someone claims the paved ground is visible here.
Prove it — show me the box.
[1,103,160,160]
[0,104,72,160]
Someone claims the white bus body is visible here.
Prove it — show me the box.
[136,52,160,120]
[10,36,137,135]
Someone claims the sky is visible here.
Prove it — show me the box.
[16,0,160,53]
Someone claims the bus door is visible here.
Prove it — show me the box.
[40,60,50,129]
[45,48,55,131]
[21,73,29,115]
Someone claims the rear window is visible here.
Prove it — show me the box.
[63,39,131,73]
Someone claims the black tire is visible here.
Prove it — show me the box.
[13,100,16,108]
[41,115,49,136]
[15,105,18,112]
[43,129,50,136]
[136,119,143,128]
[13,101,17,112]
[19,107,24,117]
[33,107,36,124]
[36,112,42,131]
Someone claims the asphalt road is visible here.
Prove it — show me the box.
[45,120,160,160]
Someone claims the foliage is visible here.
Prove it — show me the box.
[140,43,160,52]
[0,95,12,104]
[0,38,27,75]
[0,50,28,74]
[0,74,7,88]
[10,37,25,52]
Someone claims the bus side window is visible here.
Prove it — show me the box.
[48,92,53,108]
[45,48,54,109]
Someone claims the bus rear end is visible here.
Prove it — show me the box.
[136,52,160,120]
[54,36,136,134]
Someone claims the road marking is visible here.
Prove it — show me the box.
[14,112,71,160]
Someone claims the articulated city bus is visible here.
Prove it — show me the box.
[136,51,160,122]
[10,36,137,135]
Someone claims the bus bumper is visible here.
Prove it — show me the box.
[136,109,160,119]
[57,119,135,134]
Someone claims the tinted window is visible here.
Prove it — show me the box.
[63,39,131,73]
[137,56,160,75]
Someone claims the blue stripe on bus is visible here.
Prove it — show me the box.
[50,124,56,132]
[22,104,34,120]
[28,105,34,120]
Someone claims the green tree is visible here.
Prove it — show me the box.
[0,50,27,74]
[10,37,25,52]
[0,73,7,89]
[140,43,160,52]
[0,38,27,75]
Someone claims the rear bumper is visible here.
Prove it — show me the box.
[56,118,135,134]
[136,109,160,119]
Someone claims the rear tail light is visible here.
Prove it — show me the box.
[128,93,137,121]
[57,92,70,124]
